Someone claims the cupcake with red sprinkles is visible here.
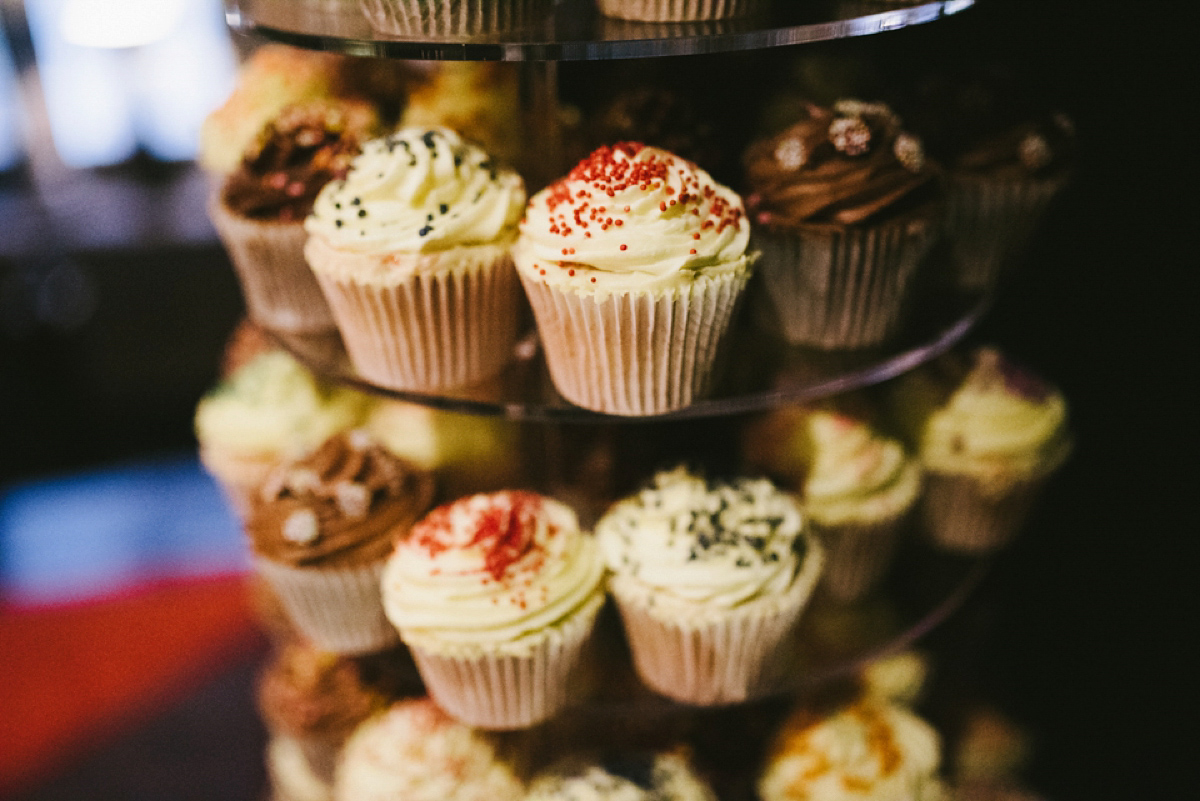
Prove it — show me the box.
[381,491,606,729]
[514,141,754,416]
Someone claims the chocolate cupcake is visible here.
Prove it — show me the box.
[209,100,380,333]
[248,431,435,654]
[744,99,942,349]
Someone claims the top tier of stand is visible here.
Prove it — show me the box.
[225,0,975,61]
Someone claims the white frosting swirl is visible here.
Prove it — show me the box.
[758,702,943,801]
[526,753,717,801]
[305,127,525,254]
[382,491,605,649]
[194,350,370,459]
[334,699,523,801]
[595,467,816,611]
[514,143,751,292]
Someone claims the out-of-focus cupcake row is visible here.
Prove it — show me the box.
[203,46,1072,417]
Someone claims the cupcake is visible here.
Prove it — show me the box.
[596,0,760,23]
[514,142,754,416]
[758,699,944,801]
[304,127,527,393]
[247,431,435,653]
[889,347,1072,552]
[743,99,941,349]
[381,491,606,729]
[333,697,525,801]
[194,350,372,517]
[527,751,717,801]
[743,405,922,602]
[363,399,524,503]
[359,0,550,37]
[594,467,824,704]
[210,100,381,333]
[257,641,409,787]
[902,72,1074,293]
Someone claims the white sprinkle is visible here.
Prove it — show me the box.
[335,482,371,519]
[287,468,321,494]
[347,429,374,450]
[774,137,807,170]
[282,508,320,545]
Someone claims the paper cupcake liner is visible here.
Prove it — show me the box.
[943,172,1067,293]
[209,198,337,334]
[254,557,400,654]
[401,591,605,730]
[309,244,521,393]
[519,270,749,416]
[597,0,756,22]
[265,735,334,801]
[812,516,904,604]
[751,210,939,350]
[920,471,1047,553]
[609,543,824,705]
[359,0,548,36]
[198,445,277,520]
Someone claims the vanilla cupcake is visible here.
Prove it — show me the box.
[526,751,717,801]
[595,467,824,704]
[359,0,550,37]
[247,431,435,653]
[889,347,1072,552]
[195,350,372,517]
[596,0,761,23]
[334,698,524,801]
[304,127,526,392]
[514,142,753,416]
[382,491,606,729]
[743,406,922,602]
[758,700,944,801]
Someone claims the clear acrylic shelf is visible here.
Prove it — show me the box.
[268,290,989,423]
[225,0,975,61]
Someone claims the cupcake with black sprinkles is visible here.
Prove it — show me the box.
[304,127,526,392]
[595,466,824,705]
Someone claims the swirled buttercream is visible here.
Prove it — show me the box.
[595,467,818,611]
[758,701,943,801]
[194,351,370,460]
[514,142,751,291]
[305,127,525,254]
[527,753,717,801]
[382,491,605,647]
[334,698,523,801]
[918,348,1071,490]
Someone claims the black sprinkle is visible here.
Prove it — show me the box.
[334,220,343,228]
[427,214,434,222]
[735,557,751,568]
[419,226,432,237]
[439,203,449,214]
[351,197,361,206]
[334,202,342,210]
[766,552,779,562]
[422,131,439,149]
[357,209,367,218]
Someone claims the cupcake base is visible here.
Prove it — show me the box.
[518,267,750,416]
[400,590,605,730]
[597,0,757,22]
[751,207,939,350]
[307,237,522,393]
[360,0,549,36]
[812,516,905,604]
[254,557,400,654]
[920,471,1047,553]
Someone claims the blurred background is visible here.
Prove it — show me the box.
[0,1,1191,799]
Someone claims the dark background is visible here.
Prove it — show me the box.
[1,1,1193,798]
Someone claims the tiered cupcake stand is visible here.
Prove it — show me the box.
[223,0,993,795]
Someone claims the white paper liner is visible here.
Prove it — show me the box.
[608,539,824,705]
[254,557,400,654]
[400,591,605,730]
[198,445,276,520]
[209,198,337,334]
[597,0,755,22]
[943,173,1067,292]
[920,471,1047,553]
[309,245,521,393]
[751,210,939,350]
[812,516,904,604]
[266,735,335,801]
[359,0,548,35]
[518,270,749,416]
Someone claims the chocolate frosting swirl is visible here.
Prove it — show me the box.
[247,431,434,568]
[222,100,380,222]
[743,100,938,227]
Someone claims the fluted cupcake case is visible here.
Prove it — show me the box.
[360,0,550,36]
